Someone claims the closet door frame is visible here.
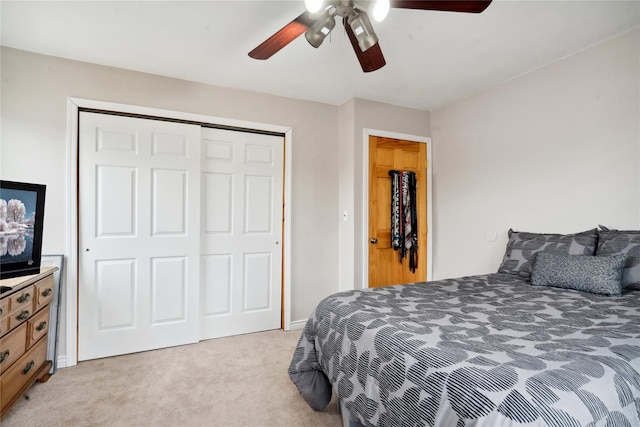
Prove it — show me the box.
[65,97,293,367]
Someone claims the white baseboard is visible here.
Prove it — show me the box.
[288,319,307,330]
[56,356,68,369]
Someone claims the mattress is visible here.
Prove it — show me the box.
[289,273,640,426]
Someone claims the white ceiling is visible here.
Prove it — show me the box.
[1,0,638,111]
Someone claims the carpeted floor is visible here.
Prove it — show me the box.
[2,329,341,427]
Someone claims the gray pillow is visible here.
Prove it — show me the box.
[498,228,599,278]
[595,227,640,287]
[531,252,626,296]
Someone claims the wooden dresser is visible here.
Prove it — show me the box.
[0,267,57,420]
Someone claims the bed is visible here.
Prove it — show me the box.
[288,228,640,426]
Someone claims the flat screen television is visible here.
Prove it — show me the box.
[0,180,47,280]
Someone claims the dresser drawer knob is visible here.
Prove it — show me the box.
[36,321,47,331]
[0,350,9,364]
[22,360,35,375]
[41,288,53,297]
[17,293,31,304]
[16,310,30,321]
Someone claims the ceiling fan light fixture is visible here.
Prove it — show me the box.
[305,11,336,48]
[372,0,390,22]
[348,11,378,52]
[304,0,324,14]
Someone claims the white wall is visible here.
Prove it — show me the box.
[337,99,431,293]
[338,99,356,292]
[338,99,431,292]
[351,99,431,289]
[0,46,434,361]
[2,27,637,363]
[0,47,343,358]
[431,29,640,279]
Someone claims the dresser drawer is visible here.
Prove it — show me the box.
[0,337,47,408]
[8,285,35,313]
[34,276,54,311]
[7,306,32,332]
[27,306,50,348]
[0,323,27,375]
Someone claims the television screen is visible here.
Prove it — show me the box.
[0,180,46,280]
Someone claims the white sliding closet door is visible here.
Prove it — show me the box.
[200,128,283,339]
[78,112,201,360]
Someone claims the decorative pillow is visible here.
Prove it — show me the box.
[595,226,640,287]
[497,228,598,278]
[531,252,626,296]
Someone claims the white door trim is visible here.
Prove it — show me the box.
[362,128,433,289]
[65,97,293,367]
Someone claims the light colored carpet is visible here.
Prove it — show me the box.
[3,329,341,427]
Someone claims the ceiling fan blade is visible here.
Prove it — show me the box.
[390,0,492,13]
[344,17,386,73]
[248,11,317,60]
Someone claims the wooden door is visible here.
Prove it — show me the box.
[368,136,427,288]
[199,127,284,340]
[78,112,202,361]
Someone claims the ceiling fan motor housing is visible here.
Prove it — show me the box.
[335,1,356,18]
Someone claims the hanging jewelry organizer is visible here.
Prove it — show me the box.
[388,170,418,272]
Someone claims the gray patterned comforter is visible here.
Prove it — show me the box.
[288,274,640,427]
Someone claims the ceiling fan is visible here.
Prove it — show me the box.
[248,0,492,72]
